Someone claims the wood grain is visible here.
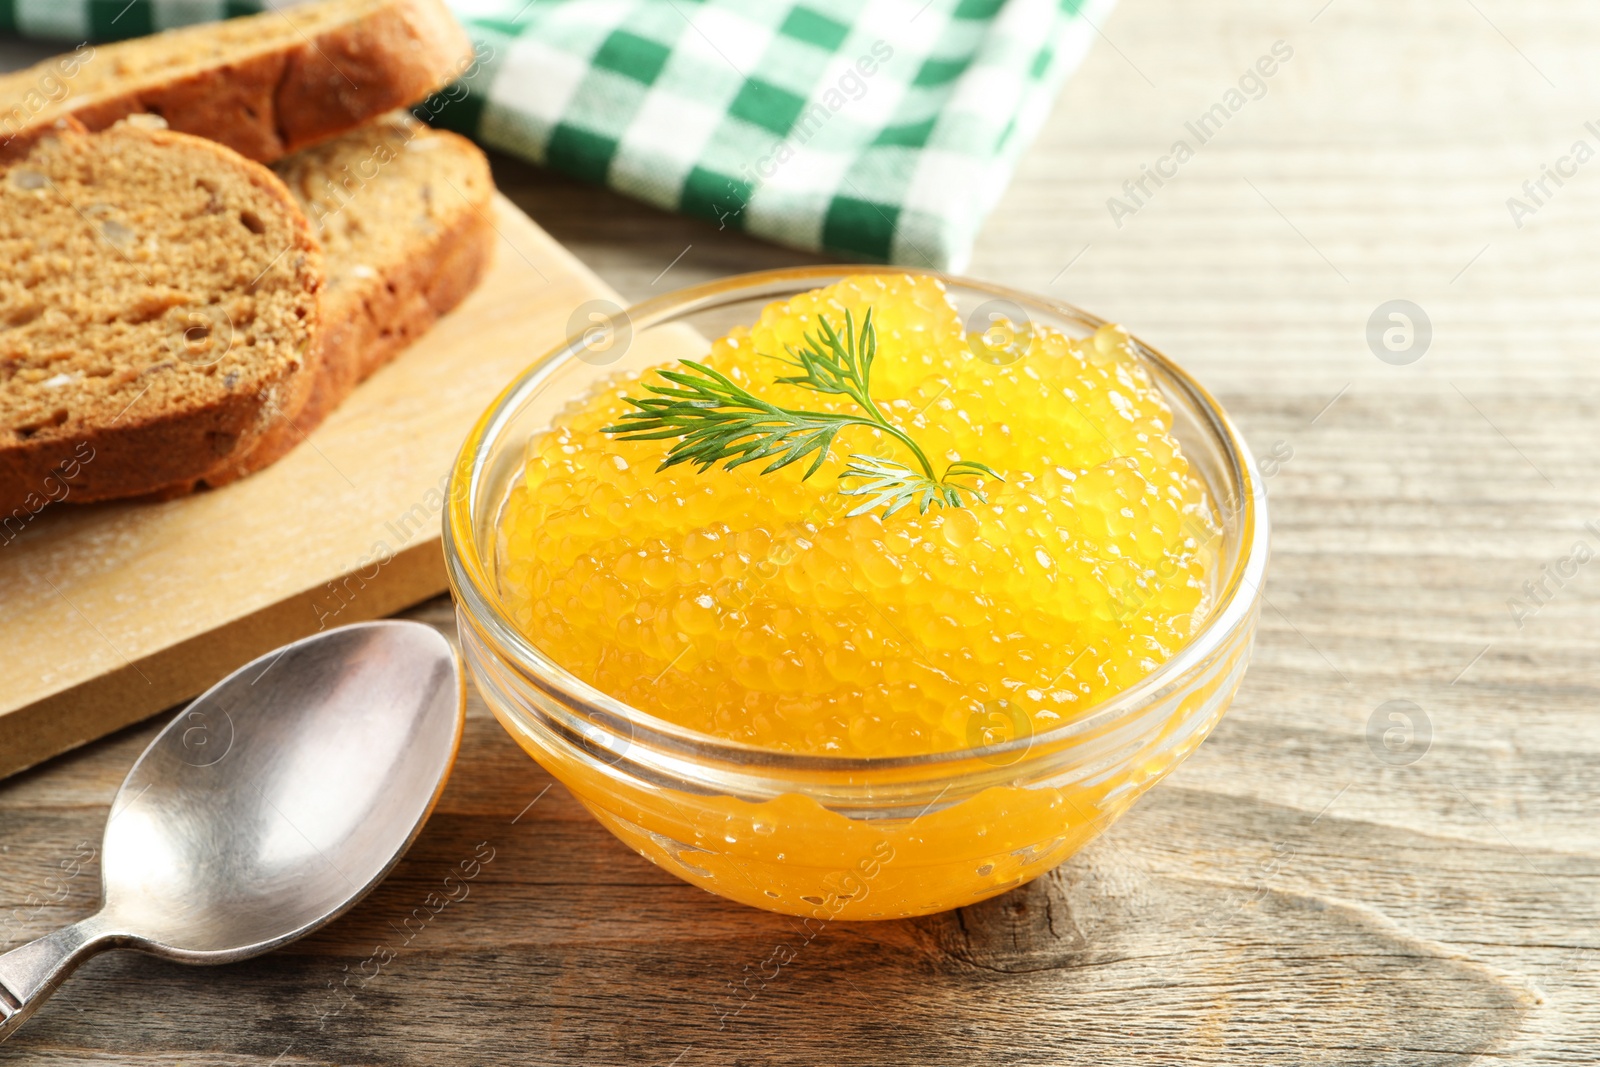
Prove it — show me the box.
[5,0,1600,1062]
[0,195,615,780]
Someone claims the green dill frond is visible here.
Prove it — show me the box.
[603,311,1003,517]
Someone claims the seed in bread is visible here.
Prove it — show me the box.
[0,119,323,509]
[0,0,473,164]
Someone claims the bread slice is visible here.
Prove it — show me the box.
[0,118,323,509]
[193,112,494,488]
[0,0,472,165]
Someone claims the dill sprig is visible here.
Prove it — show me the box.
[602,309,1002,517]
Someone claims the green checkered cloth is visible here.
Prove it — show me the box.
[2,0,1113,269]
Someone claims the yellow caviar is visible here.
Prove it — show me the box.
[497,274,1217,758]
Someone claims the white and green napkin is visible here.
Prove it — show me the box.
[2,0,1114,268]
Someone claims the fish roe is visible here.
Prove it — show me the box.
[496,274,1217,758]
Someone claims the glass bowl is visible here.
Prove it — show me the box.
[444,267,1268,920]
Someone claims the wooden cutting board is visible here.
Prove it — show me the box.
[0,195,616,781]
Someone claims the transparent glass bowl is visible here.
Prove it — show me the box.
[445,267,1269,920]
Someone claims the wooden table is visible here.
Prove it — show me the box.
[4,0,1599,1061]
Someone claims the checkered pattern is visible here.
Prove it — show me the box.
[3,0,1115,269]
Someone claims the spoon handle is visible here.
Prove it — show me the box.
[0,915,115,1043]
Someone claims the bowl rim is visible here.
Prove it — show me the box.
[445,265,1269,772]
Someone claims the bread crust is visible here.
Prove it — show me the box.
[0,124,325,510]
[195,137,495,488]
[0,363,296,504]
[6,0,473,164]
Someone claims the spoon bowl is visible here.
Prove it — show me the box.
[0,620,464,1040]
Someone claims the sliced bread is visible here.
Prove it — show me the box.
[0,0,473,164]
[194,112,494,487]
[0,118,323,509]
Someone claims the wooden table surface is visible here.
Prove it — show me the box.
[5,0,1599,1062]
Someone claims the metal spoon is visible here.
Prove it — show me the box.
[0,620,464,1043]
